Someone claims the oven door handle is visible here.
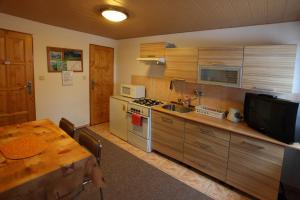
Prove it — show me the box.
[127,112,149,119]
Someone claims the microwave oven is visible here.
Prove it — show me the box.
[244,93,300,144]
[198,65,241,87]
[120,84,145,98]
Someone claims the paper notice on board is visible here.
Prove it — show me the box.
[67,60,82,71]
[62,71,73,86]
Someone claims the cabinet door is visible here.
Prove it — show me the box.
[227,134,284,200]
[242,45,297,93]
[165,48,198,82]
[140,42,166,58]
[184,121,230,181]
[151,111,184,161]
[198,46,243,67]
[109,97,128,141]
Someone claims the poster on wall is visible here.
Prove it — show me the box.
[62,71,73,86]
[47,47,83,72]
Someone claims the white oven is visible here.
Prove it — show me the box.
[127,103,151,152]
[120,84,145,98]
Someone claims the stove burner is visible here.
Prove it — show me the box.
[133,98,162,107]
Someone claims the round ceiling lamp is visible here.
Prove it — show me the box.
[101,8,128,22]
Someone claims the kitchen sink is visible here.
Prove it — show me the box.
[162,104,193,113]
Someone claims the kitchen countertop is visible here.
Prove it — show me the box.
[152,105,288,147]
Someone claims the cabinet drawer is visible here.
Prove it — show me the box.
[185,127,229,159]
[152,111,185,138]
[152,141,183,161]
[185,121,230,141]
[184,143,227,181]
[230,134,284,165]
[227,134,284,200]
[227,164,280,200]
[152,127,183,152]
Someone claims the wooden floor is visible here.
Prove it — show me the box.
[89,123,251,200]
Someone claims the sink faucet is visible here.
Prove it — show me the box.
[177,96,193,107]
[177,89,203,107]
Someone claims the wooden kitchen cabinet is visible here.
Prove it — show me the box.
[242,45,297,93]
[140,42,174,58]
[164,48,198,82]
[183,121,230,181]
[227,134,284,200]
[151,111,185,161]
[198,46,244,67]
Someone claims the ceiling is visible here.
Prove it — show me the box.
[0,0,300,39]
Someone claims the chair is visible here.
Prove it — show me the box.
[78,129,104,200]
[59,118,75,138]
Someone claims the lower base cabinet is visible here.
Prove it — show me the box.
[226,134,284,200]
[151,111,285,200]
[152,111,184,161]
[183,121,230,181]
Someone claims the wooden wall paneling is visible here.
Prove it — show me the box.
[242,45,297,93]
[165,48,198,82]
[131,75,154,98]
[1,0,299,39]
[198,46,244,66]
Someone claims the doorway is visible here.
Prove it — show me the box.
[89,44,114,125]
[0,29,35,126]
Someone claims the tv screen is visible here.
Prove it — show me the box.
[244,93,300,144]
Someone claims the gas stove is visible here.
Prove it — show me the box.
[132,98,163,107]
[127,98,163,152]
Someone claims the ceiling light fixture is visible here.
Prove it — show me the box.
[101,9,128,22]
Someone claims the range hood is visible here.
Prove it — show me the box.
[136,57,165,64]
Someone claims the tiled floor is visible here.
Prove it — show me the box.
[89,123,251,200]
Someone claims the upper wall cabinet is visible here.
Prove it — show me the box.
[137,42,175,64]
[140,42,165,58]
[198,46,244,67]
[242,45,297,93]
[164,48,198,82]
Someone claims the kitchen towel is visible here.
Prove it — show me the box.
[132,113,142,126]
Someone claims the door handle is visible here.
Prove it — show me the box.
[24,80,33,95]
[4,60,11,65]
[91,80,96,90]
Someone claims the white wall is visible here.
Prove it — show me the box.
[0,13,118,126]
[118,21,300,93]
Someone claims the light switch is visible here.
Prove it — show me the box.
[39,75,45,80]
[82,75,86,80]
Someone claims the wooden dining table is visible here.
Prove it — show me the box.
[0,119,98,199]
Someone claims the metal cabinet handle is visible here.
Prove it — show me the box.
[199,127,213,136]
[241,141,264,150]
[161,117,173,124]
[195,141,210,150]
[252,86,274,92]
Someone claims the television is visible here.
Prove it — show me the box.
[244,93,300,144]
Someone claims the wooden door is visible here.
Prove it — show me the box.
[90,44,113,125]
[0,29,35,126]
